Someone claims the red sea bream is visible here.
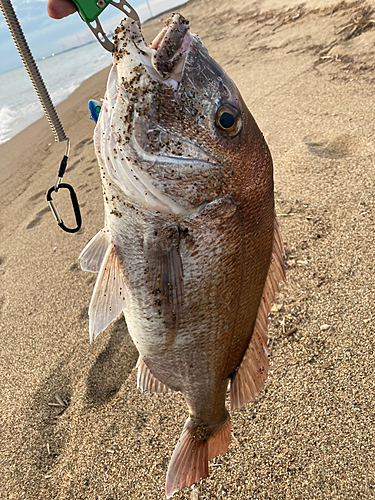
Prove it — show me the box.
[79,13,285,498]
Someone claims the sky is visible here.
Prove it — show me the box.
[0,0,182,74]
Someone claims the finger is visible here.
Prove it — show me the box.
[47,0,77,19]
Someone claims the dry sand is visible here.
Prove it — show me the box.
[0,0,374,498]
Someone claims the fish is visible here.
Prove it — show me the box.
[78,13,285,498]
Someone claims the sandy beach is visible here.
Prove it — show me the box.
[0,0,374,498]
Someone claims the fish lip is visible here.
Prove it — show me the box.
[149,13,190,78]
[113,15,193,87]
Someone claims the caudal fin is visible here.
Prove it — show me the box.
[165,417,230,498]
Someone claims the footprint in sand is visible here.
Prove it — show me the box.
[69,262,80,272]
[74,138,93,153]
[26,206,50,230]
[85,317,138,405]
[67,159,82,172]
[78,306,89,320]
[28,190,45,203]
[305,133,366,159]
[18,363,72,478]
[86,275,96,285]
[0,257,5,278]
[82,165,96,178]
[0,296,8,315]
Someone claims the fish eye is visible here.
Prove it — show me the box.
[215,104,241,137]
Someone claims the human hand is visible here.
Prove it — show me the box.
[47,0,77,19]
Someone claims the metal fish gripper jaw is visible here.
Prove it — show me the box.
[72,0,140,52]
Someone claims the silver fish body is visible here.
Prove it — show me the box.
[79,14,285,498]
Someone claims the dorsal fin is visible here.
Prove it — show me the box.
[79,229,110,273]
[230,215,285,410]
[137,356,174,394]
[89,243,126,342]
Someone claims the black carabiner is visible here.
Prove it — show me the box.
[46,183,82,233]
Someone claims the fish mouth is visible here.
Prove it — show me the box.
[113,14,193,86]
[149,13,191,78]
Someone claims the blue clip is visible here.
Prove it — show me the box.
[88,99,102,123]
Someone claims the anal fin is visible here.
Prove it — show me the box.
[89,243,126,342]
[230,214,286,410]
[136,356,173,394]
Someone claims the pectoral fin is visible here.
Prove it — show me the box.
[89,243,126,342]
[230,215,286,410]
[79,229,110,272]
[143,224,184,347]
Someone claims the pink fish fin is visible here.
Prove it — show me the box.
[136,356,174,394]
[79,229,110,272]
[88,243,126,343]
[230,214,285,410]
[207,418,231,460]
[143,225,183,348]
[165,418,230,498]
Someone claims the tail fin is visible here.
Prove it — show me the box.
[165,417,230,498]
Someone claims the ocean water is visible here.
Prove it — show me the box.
[0,42,112,145]
[0,0,185,145]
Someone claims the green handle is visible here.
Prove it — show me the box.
[71,0,111,23]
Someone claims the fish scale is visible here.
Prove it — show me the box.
[79,13,285,498]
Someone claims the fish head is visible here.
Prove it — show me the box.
[96,14,272,215]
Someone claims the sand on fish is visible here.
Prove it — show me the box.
[0,0,374,498]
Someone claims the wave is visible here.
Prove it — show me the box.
[0,80,83,145]
[0,41,112,145]
[0,101,43,145]
[0,105,19,145]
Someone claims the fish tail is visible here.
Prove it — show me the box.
[165,416,230,498]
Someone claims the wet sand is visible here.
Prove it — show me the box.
[0,0,374,498]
